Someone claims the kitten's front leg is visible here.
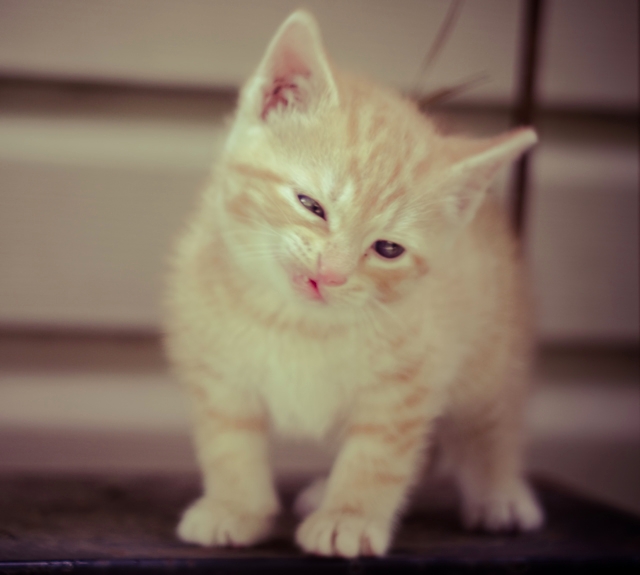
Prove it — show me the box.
[442,402,544,533]
[178,384,279,547]
[296,381,436,557]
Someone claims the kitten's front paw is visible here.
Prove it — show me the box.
[462,482,544,532]
[296,510,392,558]
[177,497,275,547]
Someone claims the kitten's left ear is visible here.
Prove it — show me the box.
[439,127,537,225]
[240,10,339,121]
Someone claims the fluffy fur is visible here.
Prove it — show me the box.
[164,10,543,557]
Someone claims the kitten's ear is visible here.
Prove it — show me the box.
[240,10,339,121]
[439,127,537,225]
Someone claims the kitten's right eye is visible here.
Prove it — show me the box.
[374,240,405,259]
[298,194,326,220]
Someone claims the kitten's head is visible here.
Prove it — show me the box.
[218,11,535,312]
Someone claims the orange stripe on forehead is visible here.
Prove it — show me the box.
[364,185,406,220]
[380,158,405,192]
[364,140,388,176]
[229,162,287,185]
[354,135,414,208]
[346,141,391,208]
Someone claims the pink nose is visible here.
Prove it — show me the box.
[316,270,348,287]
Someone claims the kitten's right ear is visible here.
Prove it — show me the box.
[437,128,537,227]
[239,10,339,121]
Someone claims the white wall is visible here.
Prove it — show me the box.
[0,0,637,342]
[0,0,637,109]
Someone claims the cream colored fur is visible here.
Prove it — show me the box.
[164,10,543,557]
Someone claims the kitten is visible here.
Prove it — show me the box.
[164,10,543,558]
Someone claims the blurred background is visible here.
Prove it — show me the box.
[0,0,638,513]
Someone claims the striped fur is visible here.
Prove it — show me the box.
[164,10,543,557]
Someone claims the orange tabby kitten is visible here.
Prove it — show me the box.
[164,10,543,557]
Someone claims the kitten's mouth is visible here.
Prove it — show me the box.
[292,274,325,302]
[305,277,324,301]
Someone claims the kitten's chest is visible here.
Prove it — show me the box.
[227,325,374,438]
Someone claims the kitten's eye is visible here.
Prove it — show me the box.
[374,240,405,259]
[298,194,326,220]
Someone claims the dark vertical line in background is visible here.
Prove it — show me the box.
[511,0,545,236]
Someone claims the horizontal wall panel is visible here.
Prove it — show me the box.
[0,0,520,104]
[0,163,203,329]
[0,91,637,341]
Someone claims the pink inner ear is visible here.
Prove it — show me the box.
[261,46,311,120]
[261,77,301,120]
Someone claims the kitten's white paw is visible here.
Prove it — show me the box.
[293,477,327,517]
[462,482,544,532]
[177,497,274,547]
[296,510,392,557]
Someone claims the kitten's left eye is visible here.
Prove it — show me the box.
[374,240,405,259]
[298,194,326,220]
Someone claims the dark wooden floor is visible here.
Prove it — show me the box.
[1,474,638,573]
